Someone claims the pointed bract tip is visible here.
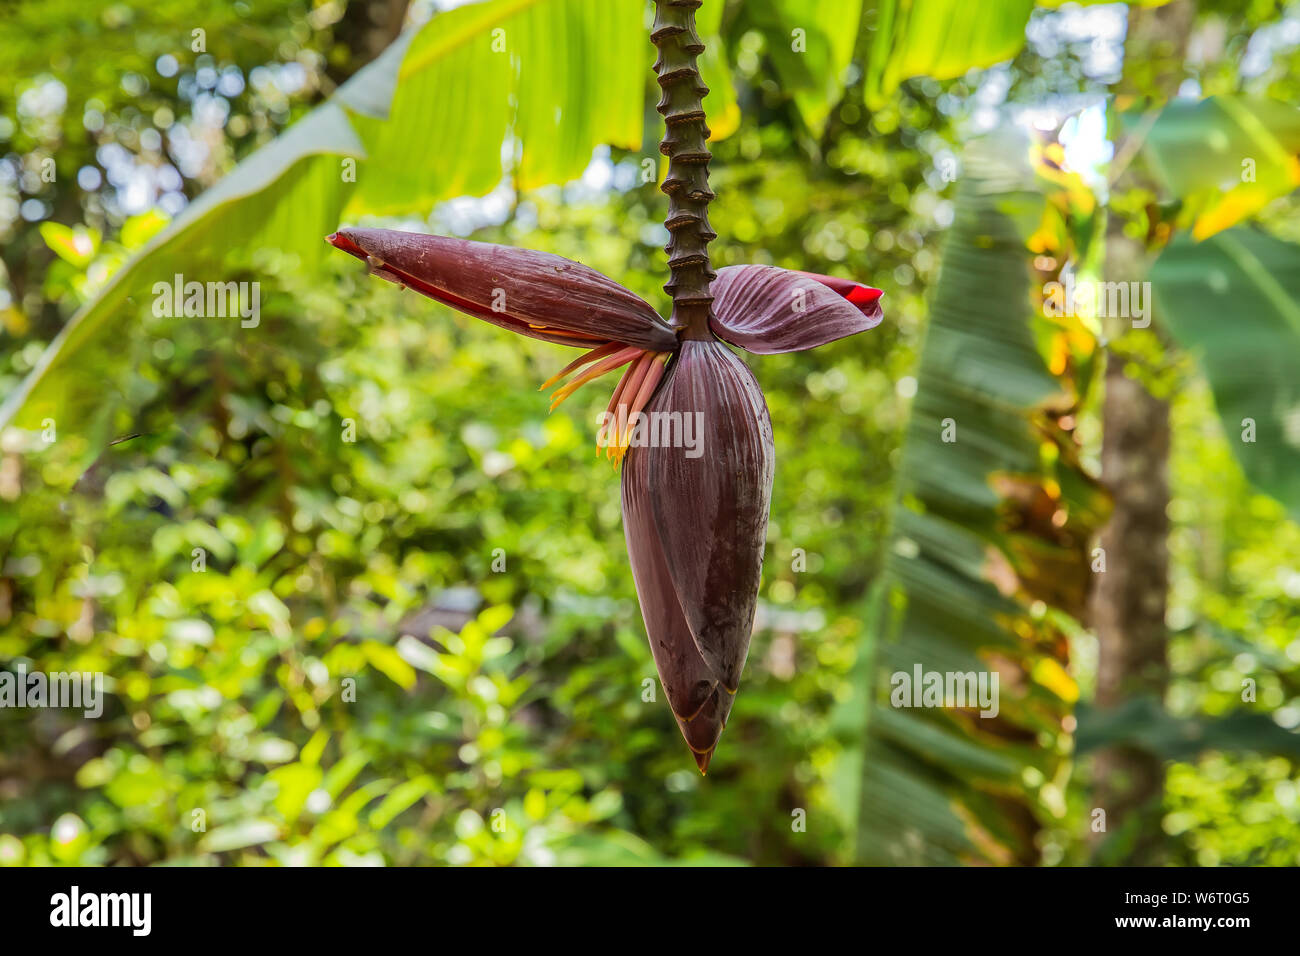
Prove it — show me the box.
[326,230,366,259]
[693,748,714,775]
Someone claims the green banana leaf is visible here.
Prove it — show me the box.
[348,0,645,208]
[851,130,1106,865]
[1151,227,1300,517]
[865,0,1034,107]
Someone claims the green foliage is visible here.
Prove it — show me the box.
[1161,377,1300,865]
[728,0,862,134]
[1077,695,1300,761]
[1134,97,1300,240]
[1151,227,1300,517]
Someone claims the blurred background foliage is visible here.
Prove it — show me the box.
[2,0,1299,866]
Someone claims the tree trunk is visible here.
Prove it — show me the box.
[1090,0,1194,865]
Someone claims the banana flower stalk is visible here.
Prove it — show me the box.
[327,0,882,772]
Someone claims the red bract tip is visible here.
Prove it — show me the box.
[796,270,884,314]
[326,231,364,257]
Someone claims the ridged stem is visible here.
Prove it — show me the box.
[652,0,716,338]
